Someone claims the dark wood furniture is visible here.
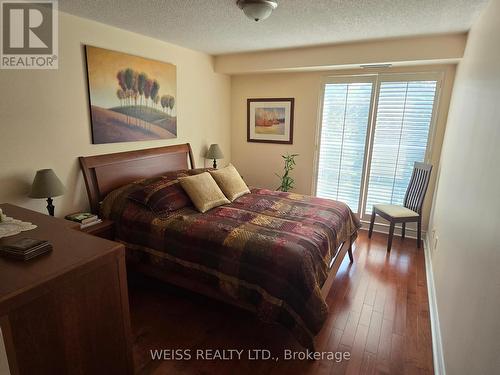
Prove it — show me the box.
[79,143,195,214]
[78,143,356,350]
[368,162,433,251]
[78,219,115,240]
[0,204,133,375]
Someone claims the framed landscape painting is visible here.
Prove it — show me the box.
[247,98,294,144]
[85,46,177,144]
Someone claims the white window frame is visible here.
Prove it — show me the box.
[313,71,443,221]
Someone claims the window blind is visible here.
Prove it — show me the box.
[365,80,437,214]
[316,82,373,212]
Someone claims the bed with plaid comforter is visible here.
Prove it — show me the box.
[101,177,360,349]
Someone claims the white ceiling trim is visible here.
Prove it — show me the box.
[214,34,467,74]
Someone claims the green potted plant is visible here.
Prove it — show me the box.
[276,153,298,192]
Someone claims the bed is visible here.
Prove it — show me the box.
[79,143,360,350]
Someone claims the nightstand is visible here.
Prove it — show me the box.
[79,219,115,240]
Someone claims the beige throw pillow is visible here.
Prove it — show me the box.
[178,172,230,213]
[209,164,250,202]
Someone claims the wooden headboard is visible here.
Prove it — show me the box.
[79,143,195,213]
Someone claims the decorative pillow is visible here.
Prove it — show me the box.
[128,177,191,215]
[178,172,230,213]
[209,164,250,201]
[160,170,190,179]
[157,168,214,179]
[188,167,215,175]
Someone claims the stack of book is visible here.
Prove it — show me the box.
[65,212,102,229]
[0,238,52,261]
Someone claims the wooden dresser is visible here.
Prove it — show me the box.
[0,204,133,375]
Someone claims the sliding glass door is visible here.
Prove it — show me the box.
[315,73,441,219]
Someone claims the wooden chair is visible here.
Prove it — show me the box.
[368,162,432,251]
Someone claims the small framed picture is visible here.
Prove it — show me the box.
[247,98,294,144]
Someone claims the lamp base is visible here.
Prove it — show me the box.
[46,197,55,216]
[213,159,217,169]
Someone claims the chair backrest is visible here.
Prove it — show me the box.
[404,162,433,214]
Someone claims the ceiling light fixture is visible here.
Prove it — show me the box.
[237,0,278,22]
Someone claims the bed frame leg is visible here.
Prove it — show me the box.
[348,244,353,263]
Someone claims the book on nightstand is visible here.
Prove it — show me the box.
[80,219,103,229]
[65,212,98,224]
[0,238,52,261]
[65,212,102,229]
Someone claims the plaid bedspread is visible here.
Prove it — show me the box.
[101,182,360,349]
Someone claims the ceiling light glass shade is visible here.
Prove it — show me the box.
[237,0,278,22]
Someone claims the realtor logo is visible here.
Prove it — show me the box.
[1,0,58,69]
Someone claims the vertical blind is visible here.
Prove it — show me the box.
[316,82,373,212]
[316,75,438,217]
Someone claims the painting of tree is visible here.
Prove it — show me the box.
[85,46,177,144]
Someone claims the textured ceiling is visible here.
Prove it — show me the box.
[59,0,488,55]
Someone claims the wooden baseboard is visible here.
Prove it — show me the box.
[423,236,446,375]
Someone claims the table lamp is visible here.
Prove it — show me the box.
[205,144,224,169]
[29,169,65,216]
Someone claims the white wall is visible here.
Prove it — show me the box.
[0,12,231,217]
[428,0,500,373]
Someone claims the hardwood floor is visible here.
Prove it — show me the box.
[129,230,434,374]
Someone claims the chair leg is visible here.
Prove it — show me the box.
[417,218,422,248]
[401,223,406,240]
[387,222,395,252]
[368,209,376,238]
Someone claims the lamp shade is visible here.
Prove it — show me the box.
[29,169,65,198]
[205,144,224,160]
